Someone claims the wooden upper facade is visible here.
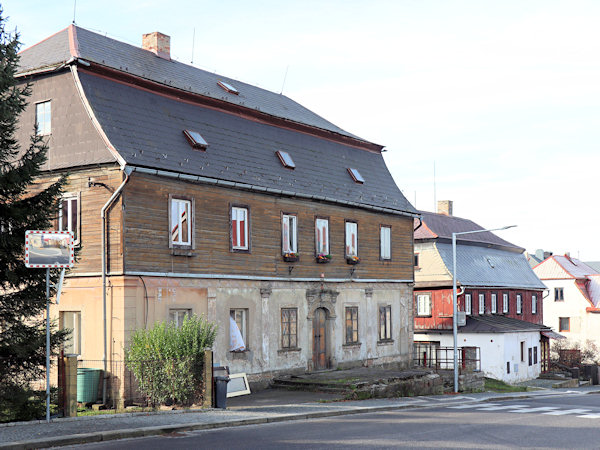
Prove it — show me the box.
[16,26,417,282]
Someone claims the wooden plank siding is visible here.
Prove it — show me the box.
[414,287,545,330]
[31,166,125,274]
[123,172,414,280]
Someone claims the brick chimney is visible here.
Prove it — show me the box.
[437,200,453,216]
[142,32,171,60]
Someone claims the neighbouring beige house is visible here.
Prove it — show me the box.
[534,254,600,349]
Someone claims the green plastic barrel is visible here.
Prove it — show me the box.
[77,368,102,403]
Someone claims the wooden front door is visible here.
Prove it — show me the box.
[541,337,550,373]
[313,308,328,370]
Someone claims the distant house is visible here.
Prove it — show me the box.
[413,201,554,383]
[533,255,600,349]
[526,249,553,268]
[16,25,418,403]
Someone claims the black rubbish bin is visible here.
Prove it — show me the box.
[214,376,230,409]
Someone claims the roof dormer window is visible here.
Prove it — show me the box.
[183,130,208,150]
[276,150,295,169]
[347,168,364,184]
[217,80,239,95]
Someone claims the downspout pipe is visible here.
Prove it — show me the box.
[101,167,131,405]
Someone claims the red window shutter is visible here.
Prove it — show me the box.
[232,218,238,247]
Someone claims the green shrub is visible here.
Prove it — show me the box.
[124,314,217,407]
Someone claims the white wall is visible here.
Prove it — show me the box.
[415,330,542,383]
[542,279,600,349]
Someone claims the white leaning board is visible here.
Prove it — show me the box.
[227,373,251,397]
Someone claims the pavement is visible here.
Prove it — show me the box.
[2,385,600,449]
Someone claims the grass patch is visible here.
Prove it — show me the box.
[77,406,151,417]
[484,377,528,393]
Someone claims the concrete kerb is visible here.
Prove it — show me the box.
[0,403,428,449]
[3,388,600,449]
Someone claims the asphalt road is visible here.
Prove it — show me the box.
[70,392,600,449]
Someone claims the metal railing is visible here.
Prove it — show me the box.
[413,343,481,372]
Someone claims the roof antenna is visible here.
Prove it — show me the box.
[191,27,195,64]
[280,65,289,95]
[433,161,437,212]
[72,0,77,24]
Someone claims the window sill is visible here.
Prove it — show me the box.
[229,349,249,353]
[416,315,432,318]
[343,342,361,348]
[377,339,394,346]
[171,249,196,257]
[278,347,301,353]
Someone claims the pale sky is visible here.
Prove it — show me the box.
[5,0,600,260]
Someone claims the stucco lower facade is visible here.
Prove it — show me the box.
[52,275,413,402]
[415,329,542,383]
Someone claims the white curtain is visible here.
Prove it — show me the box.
[229,316,246,352]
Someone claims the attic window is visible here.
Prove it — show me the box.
[217,81,239,95]
[276,150,295,169]
[486,257,495,268]
[347,168,365,184]
[183,130,208,150]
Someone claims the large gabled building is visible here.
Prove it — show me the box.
[16,26,418,403]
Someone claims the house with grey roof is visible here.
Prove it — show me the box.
[413,201,553,383]
[16,25,418,405]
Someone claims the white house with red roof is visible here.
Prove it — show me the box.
[533,255,600,348]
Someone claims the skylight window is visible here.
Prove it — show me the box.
[183,130,208,150]
[217,80,239,95]
[276,150,295,169]
[347,168,365,184]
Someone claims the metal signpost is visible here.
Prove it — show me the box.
[451,225,516,393]
[25,230,74,422]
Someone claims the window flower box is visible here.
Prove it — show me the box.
[316,253,332,264]
[283,252,299,263]
[346,255,360,265]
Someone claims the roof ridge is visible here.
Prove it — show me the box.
[69,24,80,58]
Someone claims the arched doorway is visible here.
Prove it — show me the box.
[313,307,329,370]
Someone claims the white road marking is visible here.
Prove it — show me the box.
[447,403,499,409]
[476,404,528,411]
[510,407,559,413]
[543,409,591,416]
[577,414,600,419]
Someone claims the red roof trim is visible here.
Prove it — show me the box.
[68,24,80,58]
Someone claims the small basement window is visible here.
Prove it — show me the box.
[183,130,208,150]
[276,150,295,169]
[347,168,365,184]
[217,80,239,95]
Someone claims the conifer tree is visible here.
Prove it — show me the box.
[0,9,67,422]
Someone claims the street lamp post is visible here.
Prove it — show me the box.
[452,225,516,393]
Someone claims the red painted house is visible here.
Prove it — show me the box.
[413,202,557,382]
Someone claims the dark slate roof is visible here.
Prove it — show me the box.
[436,242,546,289]
[18,25,362,142]
[460,315,550,333]
[415,211,521,251]
[79,72,416,214]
